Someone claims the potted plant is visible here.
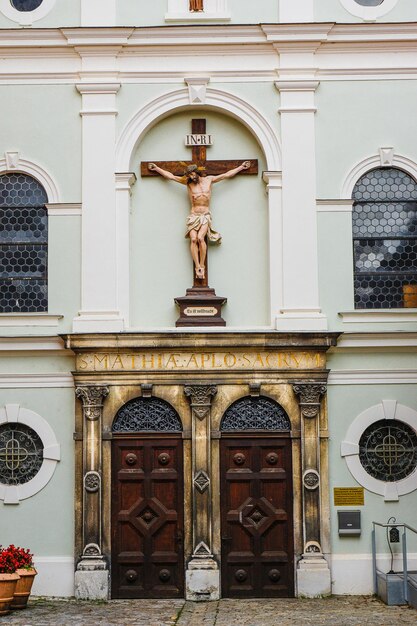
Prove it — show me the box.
[6,545,37,610]
[0,546,20,616]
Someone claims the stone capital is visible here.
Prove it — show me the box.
[293,382,326,418]
[76,386,109,420]
[184,384,217,419]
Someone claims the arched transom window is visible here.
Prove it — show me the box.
[0,173,48,313]
[352,168,417,309]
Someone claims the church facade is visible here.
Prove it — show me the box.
[0,0,417,601]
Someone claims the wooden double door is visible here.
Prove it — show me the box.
[220,436,294,598]
[111,436,184,598]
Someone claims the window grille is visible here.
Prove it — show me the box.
[352,168,417,309]
[10,0,43,10]
[0,174,48,312]
[221,396,291,432]
[0,422,44,485]
[359,420,417,482]
[112,397,183,433]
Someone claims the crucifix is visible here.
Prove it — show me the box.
[141,118,258,326]
[189,0,204,11]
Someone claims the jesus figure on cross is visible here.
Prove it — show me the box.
[148,161,251,280]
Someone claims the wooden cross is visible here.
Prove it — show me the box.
[141,118,258,287]
[190,0,204,11]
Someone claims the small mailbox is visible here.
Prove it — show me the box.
[338,510,361,536]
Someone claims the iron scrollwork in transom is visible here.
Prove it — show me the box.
[184,385,217,420]
[221,396,291,432]
[112,397,182,433]
[293,383,327,418]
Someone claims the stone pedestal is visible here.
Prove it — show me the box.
[175,286,226,327]
[186,558,220,601]
[297,554,331,598]
[74,557,109,600]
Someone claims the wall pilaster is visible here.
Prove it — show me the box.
[73,82,123,333]
[74,386,109,600]
[275,74,327,331]
[184,384,219,601]
[292,382,331,597]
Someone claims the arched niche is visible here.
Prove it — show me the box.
[130,108,269,329]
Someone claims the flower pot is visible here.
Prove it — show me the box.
[0,573,20,616]
[11,568,37,610]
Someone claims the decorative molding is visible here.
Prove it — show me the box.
[0,404,61,504]
[328,370,417,385]
[341,151,417,199]
[0,336,66,353]
[334,332,417,350]
[0,374,74,388]
[5,151,19,169]
[379,147,394,166]
[0,156,60,204]
[316,199,353,212]
[194,470,210,494]
[0,0,56,26]
[339,0,399,21]
[116,87,281,172]
[46,203,82,216]
[339,310,417,324]
[0,314,63,327]
[115,172,136,193]
[185,76,210,104]
[341,401,417,501]
[84,471,100,493]
[303,469,320,491]
[262,171,282,192]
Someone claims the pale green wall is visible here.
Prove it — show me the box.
[0,85,82,203]
[118,0,278,26]
[0,0,79,28]
[316,0,417,23]
[316,81,417,200]
[129,108,268,328]
[316,80,417,327]
[327,383,417,553]
[0,388,75,556]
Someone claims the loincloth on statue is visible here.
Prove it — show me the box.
[185,212,222,243]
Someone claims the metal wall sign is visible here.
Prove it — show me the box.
[334,487,365,506]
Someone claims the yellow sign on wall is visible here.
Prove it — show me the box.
[334,487,365,506]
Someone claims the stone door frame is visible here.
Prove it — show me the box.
[68,331,338,599]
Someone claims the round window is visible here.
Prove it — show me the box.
[359,420,417,482]
[355,0,384,5]
[0,422,43,485]
[10,0,43,10]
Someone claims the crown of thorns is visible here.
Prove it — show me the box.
[181,163,206,176]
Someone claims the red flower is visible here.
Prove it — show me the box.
[0,545,34,573]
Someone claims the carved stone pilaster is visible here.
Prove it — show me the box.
[75,386,109,600]
[184,384,219,601]
[293,382,330,597]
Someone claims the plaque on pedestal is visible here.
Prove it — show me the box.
[175,285,226,327]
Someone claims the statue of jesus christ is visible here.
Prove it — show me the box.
[190,0,204,11]
[148,161,251,280]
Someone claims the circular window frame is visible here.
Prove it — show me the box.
[339,0,399,20]
[341,400,417,501]
[0,403,60,504]
[0,0,56,25]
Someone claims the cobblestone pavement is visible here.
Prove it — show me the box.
[3,596,417,626]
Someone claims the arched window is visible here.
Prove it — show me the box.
[112,397,182,433]
[0,173,48,313]
[221,396,291,432]
[352,168,417,309]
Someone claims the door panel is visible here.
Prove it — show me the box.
[111,437,184,598]
[221,437,294,597]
